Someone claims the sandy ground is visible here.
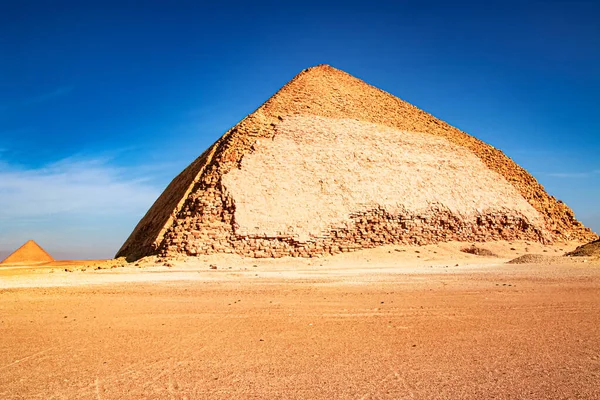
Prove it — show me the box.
[1,241,599,399]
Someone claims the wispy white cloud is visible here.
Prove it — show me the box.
[21,86,74,106]
[0,156,160,220]
[0,155,165,258]
[546,170,600,178]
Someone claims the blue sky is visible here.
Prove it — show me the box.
[1,1,598,259]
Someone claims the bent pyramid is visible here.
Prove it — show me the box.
[1,240,54,265]
[118,65,596,260]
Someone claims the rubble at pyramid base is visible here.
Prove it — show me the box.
[161,206,547,259]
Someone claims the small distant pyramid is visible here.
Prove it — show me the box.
[0,240,54,265]
[117,64,597,261]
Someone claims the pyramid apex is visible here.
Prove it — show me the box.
[306,63,334,70]
[303,64,344,73]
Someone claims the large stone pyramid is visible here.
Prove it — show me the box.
[1,240,54,265]
[117,65,596,260]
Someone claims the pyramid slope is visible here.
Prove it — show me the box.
[117,65,596,260]
[1,240,54,265]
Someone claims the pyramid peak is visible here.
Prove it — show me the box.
[298,64,351,78]
[21,240,43,248]
[304,63,335,71]
[282,64,355,84]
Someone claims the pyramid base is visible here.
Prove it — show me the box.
[158,207,548,259]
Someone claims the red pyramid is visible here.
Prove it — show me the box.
[1,240,54,265]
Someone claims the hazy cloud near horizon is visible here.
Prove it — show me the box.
[0,156,160,259]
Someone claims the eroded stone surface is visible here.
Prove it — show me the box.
[223,116,543,242]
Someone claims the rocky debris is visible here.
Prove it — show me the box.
[565,239,600,257]
[460,246,498,257]
[507,254,561,264]
[154,207,546,259]
[88,257,128,271]
[209,264,218,270]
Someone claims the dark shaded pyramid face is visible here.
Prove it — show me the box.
[117,65,596,261]
[1,240,54,265]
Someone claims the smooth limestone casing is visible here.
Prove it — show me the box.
[222,116,543,242]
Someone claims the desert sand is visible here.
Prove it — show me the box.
[1,240,599,399]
